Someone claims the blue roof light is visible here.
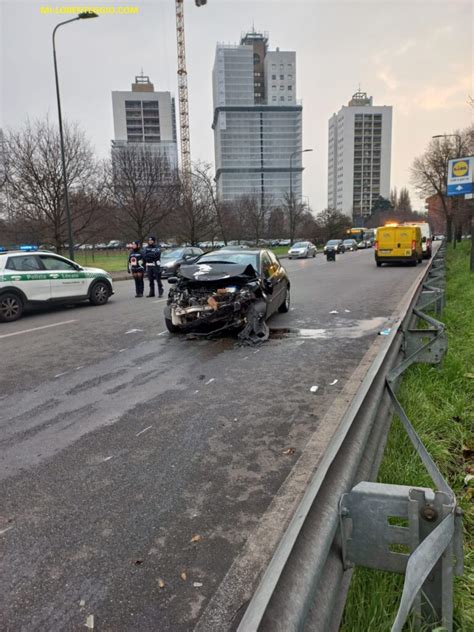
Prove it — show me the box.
[19,245,38,251]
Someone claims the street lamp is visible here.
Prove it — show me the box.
[52,11,99,260]
[289,148,313,243]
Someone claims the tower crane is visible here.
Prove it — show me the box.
[174,0,207,185]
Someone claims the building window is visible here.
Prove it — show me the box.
[272,96,277,102]
[272,84,276,90]
[288,74,293,80]
[272,74,276,80]
[280,85,284,90]
[272,64,276,70]
[288,85,292,90]
[287,63,293,68]
[280,64,284,70]
[287,96,292,101]
[280,96,285,101]
[280,74,284,80]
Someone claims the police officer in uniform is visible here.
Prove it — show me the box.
[142,236,163,297]
[128,240,145,297]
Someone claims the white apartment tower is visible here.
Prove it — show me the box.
[212,31,303,207]
[327,91,392,219]
[111,74,178,176]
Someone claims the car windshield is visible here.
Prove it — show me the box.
[198,252,259,268]
[292,242,307,248]
[343,240,353,244]
[327,240,339,245]
[161,248,184,260]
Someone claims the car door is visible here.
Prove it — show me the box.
[261,250,283,315]
[4,254,52,301]
[39,254,86,299]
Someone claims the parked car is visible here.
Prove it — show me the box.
[0,250,113,322]
[288,241,317,259]
[160,247,204,279]
[164,248,290,342]
[279,239,291,247]
[342,239,358,252]
[323,239,345,254]
[219,245,250,251]
[402,222,432,259]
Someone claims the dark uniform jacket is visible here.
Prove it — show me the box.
[128,249,145,273]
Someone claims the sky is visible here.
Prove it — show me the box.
[1,0,473,212]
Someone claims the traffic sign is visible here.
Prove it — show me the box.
[447,156,474,196]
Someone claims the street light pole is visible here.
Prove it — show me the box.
[289,148,313,244]
[52,12,98,261]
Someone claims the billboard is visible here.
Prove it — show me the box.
[447,156,474,196]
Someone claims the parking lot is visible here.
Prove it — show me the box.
[1,249,429,630]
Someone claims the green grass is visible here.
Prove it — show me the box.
[75,250,129,273]
[341,241,474,632]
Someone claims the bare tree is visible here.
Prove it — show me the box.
[282,192,308,245]
[109,143,178,242]
[238,193,270,245]
[3,117,99,251]
[190,163,228,244]
[410,127,473,242]
[173,170,217,245]
[316,208,351,242]
[397,187,412,212]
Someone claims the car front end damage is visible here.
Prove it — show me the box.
[164,263,269,343]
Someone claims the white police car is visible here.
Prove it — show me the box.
[0,250,114,322]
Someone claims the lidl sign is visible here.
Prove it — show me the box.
[447,156,474,196]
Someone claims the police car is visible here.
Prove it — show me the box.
[0,249,114,322]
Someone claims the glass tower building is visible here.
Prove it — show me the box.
[212,31,303,208]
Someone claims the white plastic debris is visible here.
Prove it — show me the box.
[344,309,351,313]
[329,310,338,314]
[125,328,143,334]
[85,614,94,630]
[310,385,319,393]
[79,599,85,607]
[329,379,338,386]
[205,378,215,385]
[379,328,392,336]
[193,582,203,587]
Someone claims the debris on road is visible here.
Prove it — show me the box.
[329,310,338,314]
[136,426,152,437]
[205,378,215,385]
[329,379,338,386]
[193,582,203,588]
[310,385,319,393]
[125,329,143,334]
[85,614,94,630]
[190,534,202,543]
[158,578,166,589]
[180,571,187,581]
[79,599,85,607]
[379,328,392,336]
[282,447,296,456]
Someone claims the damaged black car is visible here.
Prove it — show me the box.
[164,249,290,343]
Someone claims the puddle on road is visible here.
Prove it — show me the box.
[270,316,390,341]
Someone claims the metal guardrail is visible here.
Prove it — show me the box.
[237,242,463,632]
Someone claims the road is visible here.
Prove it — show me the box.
[0,249,428,631]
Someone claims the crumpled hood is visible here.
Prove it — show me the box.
[179,262,258,283]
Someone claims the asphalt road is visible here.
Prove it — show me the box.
[0,249,429,631]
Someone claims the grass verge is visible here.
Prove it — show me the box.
[341,241,474,632]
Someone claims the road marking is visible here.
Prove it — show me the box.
[136,425,152,437]
[0,319,77,340]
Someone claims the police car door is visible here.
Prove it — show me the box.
[39,255,86,299]
[4,254,52,301]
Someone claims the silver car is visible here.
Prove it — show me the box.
[288,241,317,259]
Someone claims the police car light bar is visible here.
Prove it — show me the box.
[19,245,39,251]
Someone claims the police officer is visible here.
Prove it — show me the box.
[142,236,163,297]
[127,240,145,297]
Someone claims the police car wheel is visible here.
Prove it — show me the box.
[0,293,24,322]
[89,281,110,306]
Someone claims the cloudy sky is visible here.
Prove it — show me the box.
[1,0,473,211]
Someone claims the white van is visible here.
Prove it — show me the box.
[403,222,432,259]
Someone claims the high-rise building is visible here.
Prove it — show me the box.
[212,30,303,207]
[111,74,178,179]
[327,91,392,220]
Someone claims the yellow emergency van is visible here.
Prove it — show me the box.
[375,224,423,267]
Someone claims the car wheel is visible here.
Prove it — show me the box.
[0,293,24,322]
[278,286,290,313]
[288,257,292,260]
[89,281,110,306]
[312,251,316,257]
[376,261,382,267]
[165,317,180,333]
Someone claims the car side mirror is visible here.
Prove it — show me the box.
[74,263,83,271]
[168,277,178,284]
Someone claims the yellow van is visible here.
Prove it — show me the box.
[375,224,423,267]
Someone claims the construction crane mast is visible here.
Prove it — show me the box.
[174,0,207,185]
